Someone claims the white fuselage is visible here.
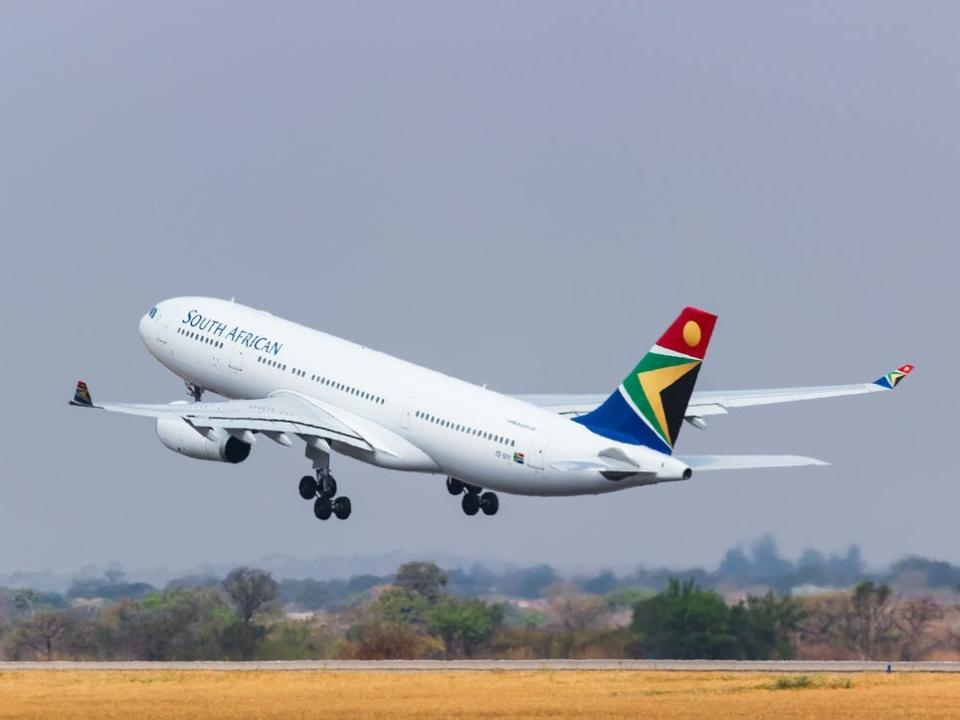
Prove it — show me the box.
[139,297,687,496]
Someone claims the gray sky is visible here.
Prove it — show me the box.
[1,1,956,578]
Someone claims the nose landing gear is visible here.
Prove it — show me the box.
[185,381,205,402]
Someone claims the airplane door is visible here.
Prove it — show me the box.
[528,431,552,471]
[153,309,173,358]
[228,343,245,373]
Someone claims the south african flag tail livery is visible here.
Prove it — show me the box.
[574,307,716,454]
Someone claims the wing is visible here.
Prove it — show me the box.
[514,364,914,426]
[676,454,828,471]
[69,381,372,451]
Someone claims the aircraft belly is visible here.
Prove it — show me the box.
[439,452,626,497]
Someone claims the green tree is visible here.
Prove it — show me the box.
[116,588,234,660]
[220,620,267,660]
[223,567,278,623]
[376,587,430,628]
[428,598,503,658]
[631,579,739,659]
[728,592,805,660]
[395,562,447,603]
[258,619,337,660]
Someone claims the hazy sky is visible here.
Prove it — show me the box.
[1,1,956,578]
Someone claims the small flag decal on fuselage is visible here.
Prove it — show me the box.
[513,452,525,465]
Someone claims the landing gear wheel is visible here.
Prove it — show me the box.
[333,496,352,520]
[320,475,337,499]
[462,493,480,516]
[299,475,318,500]
[480,492,499,516]
[446,477,464,495]
[313,497,332,520]
[465,483,481,495]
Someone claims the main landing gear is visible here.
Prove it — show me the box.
[446,477,499,517]
[300,438,351,521]
[299,472,352,520]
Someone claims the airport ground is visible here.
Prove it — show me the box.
[2,662,960,719]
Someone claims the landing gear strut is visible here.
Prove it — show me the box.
[448,477,499,517]
[299,439,351,521]
[185,381,204,402]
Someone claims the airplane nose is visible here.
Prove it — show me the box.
[138,313,151,346]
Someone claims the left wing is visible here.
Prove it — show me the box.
[69,381,372,451]
[513,364,914,427]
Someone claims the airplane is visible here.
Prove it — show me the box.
[69,298,913,521]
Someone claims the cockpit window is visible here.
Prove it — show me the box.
[148,307,158,319]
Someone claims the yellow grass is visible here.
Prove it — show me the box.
[1,671,959,719]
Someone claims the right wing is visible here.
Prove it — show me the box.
[514,364,914,426]
[676,454,828,471]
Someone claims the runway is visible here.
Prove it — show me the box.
[2,659,959,672]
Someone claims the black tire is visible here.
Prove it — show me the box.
[298,475,318,500]
[313,497,333,520]
[333,496,352,520]
[320,475,337,499]
[461,492,480,516]
[465,483,482,495]
[446,477,464,495]
[480,491,499,516]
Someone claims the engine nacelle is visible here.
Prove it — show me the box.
[156,417,251,463]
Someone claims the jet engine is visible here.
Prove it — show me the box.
[156,417,252,463]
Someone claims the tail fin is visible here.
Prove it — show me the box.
[70,380,94,407]
[574,307,717,453]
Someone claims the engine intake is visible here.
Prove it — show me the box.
[156,417,251,463]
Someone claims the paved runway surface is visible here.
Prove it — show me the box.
[2,660,959,672]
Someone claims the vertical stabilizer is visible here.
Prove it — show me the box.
[574,307,717,453]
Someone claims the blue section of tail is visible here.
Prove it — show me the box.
[573,389,672,454]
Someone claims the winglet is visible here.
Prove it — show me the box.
[70,380,94,407]
[873,363,914,390]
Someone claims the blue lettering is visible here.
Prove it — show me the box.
[253,337,268,351]
[225,326,238,341]
[182,309,197,325]
[270,341,282,355]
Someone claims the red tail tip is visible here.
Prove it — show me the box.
[656,306,718,360]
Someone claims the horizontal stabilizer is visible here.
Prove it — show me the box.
[676,454,828,472]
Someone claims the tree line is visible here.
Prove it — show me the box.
[2,560,958,662]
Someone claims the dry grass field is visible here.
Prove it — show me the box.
[1,670,959,719]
